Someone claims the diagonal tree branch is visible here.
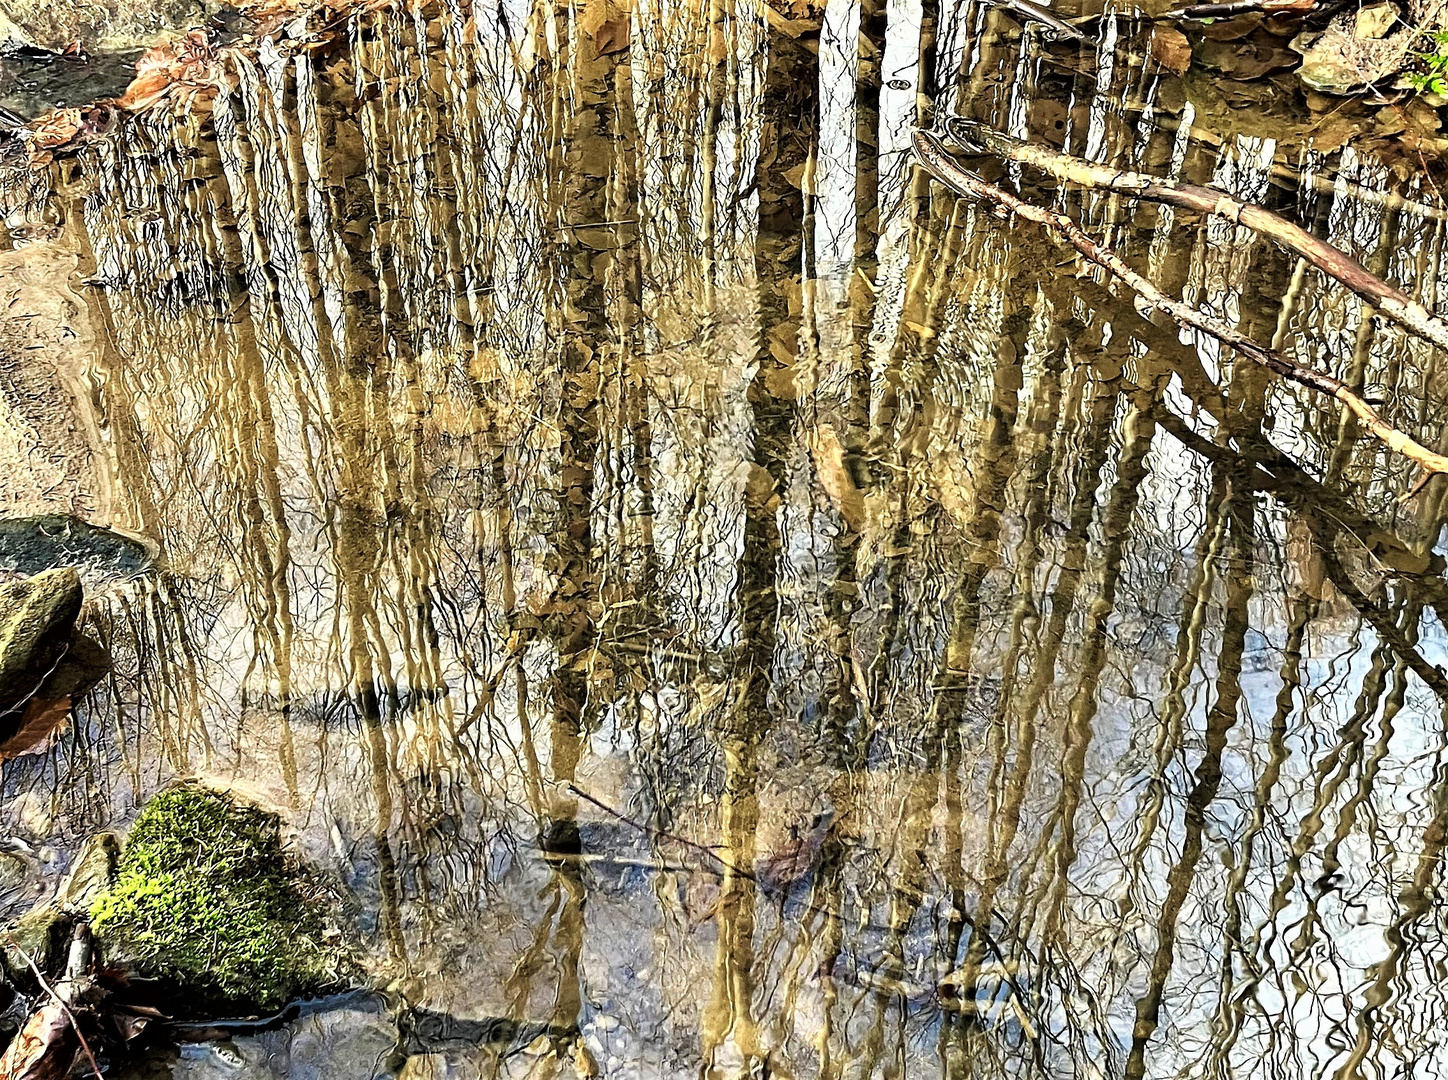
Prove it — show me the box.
[943,117,1448,355]
[911,128,1448,476]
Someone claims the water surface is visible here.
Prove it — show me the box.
[4,2,1448,1078]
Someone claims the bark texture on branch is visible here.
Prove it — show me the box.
[944,117,1448,356]
[911,129,1448,476]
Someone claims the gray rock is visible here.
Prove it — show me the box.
[0,567,81,723]
[0,833,116,990]
[60,832,118,911]
[0,515,153,579]
[1290,1,1425,95]
[1,902,70,988]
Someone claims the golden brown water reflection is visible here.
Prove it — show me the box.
[6,0,1448,1077]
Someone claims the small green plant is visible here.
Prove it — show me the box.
[89,784,346,1016]
[1408,30,1448,95]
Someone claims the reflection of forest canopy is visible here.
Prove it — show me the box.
[4,0,1448,1075]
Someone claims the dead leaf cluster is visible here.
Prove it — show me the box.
[0,924,156,1080]
[9,0,408,165]
[112,29,222,113]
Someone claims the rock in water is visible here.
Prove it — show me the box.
[61,832,119,911]
[0,567,81,724]
[88,784,351,1019]
[1290,1,1423,95]
[1,833,120,991]
[0,515,153,579]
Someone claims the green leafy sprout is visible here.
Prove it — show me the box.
[1408,30,1448,96]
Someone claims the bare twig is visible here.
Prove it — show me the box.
[912,128,1448,476]
[944,118,1448,357]
[5,930,103,1079]
[563,783,749,878]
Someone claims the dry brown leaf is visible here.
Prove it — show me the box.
[782,159,810,192]
[241,0,302,18]
[769,0,824,19]
[573,226,618,250]
[0,1003,75,1080]
[27,110,82,150]
[1308,111,1363,152]
[1149,27,1192,75]
[113,70,173,112]
[767,322,799,361]
[0,696,70,760]
[1200,13,1264,40]
[114,30,221,113]
[112,1012,149,1043]
[759,2,820,38]
[595,17,630,55]
[1198,37,1299,79]
[577,0,610,36]
[745,463,780,514]
[807,424,866,529]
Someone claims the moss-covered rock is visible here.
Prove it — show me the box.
[89,785,347,1018]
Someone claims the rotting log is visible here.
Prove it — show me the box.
[911,128,1448,476]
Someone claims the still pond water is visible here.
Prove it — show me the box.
[5,1,1448,1077]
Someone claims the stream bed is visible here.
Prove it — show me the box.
[4,0,1448,1077]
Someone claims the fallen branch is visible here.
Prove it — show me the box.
[911,128,1448,476]
[1162,0,1315,18]
[943,117,1448,357]
[984,0,1087,40]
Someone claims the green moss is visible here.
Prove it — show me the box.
[88,784,343,1017]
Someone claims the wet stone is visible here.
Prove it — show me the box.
[0,566,80,723]
[59,831,119,911]
[0,832,116,995]
[1,902,70,988]
[0,850,32,907]
[0,515,153,580]
[1290,9,1413,94]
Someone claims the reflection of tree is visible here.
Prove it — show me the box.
[701,1,823,1069]
[30,4,1448,1079]
[1126,437,1256,1080]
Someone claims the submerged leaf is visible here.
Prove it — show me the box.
[113,30,221,113]
[1198,37,1300,79]
[26,110,80,150]
[807,425,866,530]
[0,695,69,760]
[1199,13,1263,40]
[594,17,630,56]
